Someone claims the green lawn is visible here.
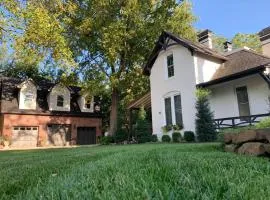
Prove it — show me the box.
[1,143,270,200]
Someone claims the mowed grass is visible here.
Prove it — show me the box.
[1,144,270,200]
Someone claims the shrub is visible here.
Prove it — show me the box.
[135,106,151,143]
[162,135,171,142]
[256,117,270,129]
[151,134,158,142]
[184,131,195,142]
[195,88,217,142]
[115,129,128,143]
[172,132,182,142]
[100,136,114,145]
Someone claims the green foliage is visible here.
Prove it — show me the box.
[184,131,195,142]
[255,117,270,129]
[135,106,151,143]
[162,135,171,143]
[172,132,182,143]
[195,88,217,142]
[232,33,262,53]
[100,136,114,145]
[151,134,158,142]
[219,126,255,135]
[1,144,270,199]
[115,129,128,143]
[212,34,227,52]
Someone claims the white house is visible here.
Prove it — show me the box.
[129,27,270,138]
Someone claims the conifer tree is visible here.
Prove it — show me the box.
[195,89,217,142]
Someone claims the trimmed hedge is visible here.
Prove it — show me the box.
[172,132,182,143]
[151,134,158,142]
[162,135,171,142]
[184,131,195,142]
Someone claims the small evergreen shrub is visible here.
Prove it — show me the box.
[100,136,114,145]
[195,89,217,142]
[216,132,224,143]
[151,134,158,142]
[255,117,270,129]
[172,132,182,142]
[162,135,171,142]
[184,131,195,142]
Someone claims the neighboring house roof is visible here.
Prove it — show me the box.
[259,26,270,41]
[144,31,228,75]
[198,49,270,87]
[0,77,101,117]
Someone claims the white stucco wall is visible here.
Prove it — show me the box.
[209,74,270,120]
[150,44,197,138]
[78,96,94,112]
[48,84,71,111]
[194,53,222,84]
[18,81,37,110]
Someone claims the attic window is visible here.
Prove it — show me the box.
[57,95,64,107]
[85,99,91,109]
[167,54,174,78]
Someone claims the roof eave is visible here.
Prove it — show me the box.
[197,65,266,88]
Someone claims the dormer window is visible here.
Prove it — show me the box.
[57,95,64,107]
[18,79,37,110]
[167,54,174,78]
[85,99,91,109]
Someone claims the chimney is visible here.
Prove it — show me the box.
[198,29,213,49]
[223,41,232,52]
[259,26,270,57]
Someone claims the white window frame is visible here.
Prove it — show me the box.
[166,54,174,78]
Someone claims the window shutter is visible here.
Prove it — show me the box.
[174,95,183,127]
[165,97,172,126]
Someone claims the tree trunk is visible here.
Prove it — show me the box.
[109,88,119,136]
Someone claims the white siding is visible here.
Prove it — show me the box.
[209,74,270,119]
[19,81,37,110]
[48,84,70,111]
[78,96,94,112]
[194,53,222,84]
[150,44,197,138]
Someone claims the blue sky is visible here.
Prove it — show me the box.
[192,0,270,39]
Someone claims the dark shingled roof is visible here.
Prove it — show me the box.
[197,49,270,87]
[259,26,270,41]
[0,77,101,117]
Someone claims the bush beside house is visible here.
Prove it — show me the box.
[195,89,217,142]
[184,131,195,142]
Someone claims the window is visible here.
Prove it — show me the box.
[57,95,64,107]
[174,95,183,127]
[85,99,91,109]
[24,92,34,103]
[236,86,250,120]
[164,97,172,126]
[167,54,174,78]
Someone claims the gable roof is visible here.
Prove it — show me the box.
[143,31,228,75]
[197,49,270,87]
[0,77,101,117]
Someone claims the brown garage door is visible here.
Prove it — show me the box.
[77,127,96,145]
[11,126,38,148]
[47,124,71,146]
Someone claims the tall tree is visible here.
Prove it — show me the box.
[232,33,262,53]
[1,0,197,135]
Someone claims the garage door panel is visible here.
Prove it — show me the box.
[11,127,38,148]
[47,125,71,146]
[77,127,96,145]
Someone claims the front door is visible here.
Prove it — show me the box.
[236,86,250,120]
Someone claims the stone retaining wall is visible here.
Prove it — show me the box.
[224,129,270,156]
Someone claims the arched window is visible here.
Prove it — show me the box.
[57,95,64,107]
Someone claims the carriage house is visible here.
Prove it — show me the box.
[0,78,102,147]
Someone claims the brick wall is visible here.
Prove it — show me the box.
[2,114,102,145]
